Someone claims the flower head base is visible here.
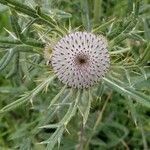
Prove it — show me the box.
[51,32,110,88]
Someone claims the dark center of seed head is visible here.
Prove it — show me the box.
[78,57,86,64]
[75,54,89,66]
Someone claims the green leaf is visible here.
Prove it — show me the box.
[39,126,64,150]
[10,10,25,40]
[137,43,150,65]
[78,89,91,125]
[0,75,56,113]
[91,122,129,148]
[0,36,21,45]
[46,127,64,150]
[104,76,150,108]
[127,96,138,126]
[0,48,16,71]
[93,18,116,33]
[39,123,60,129]
[48,85,67,108]
[32,90,72,135]
[0,45,35,71]
[0,0,57,28]
[84,90,92,125]
[58,89,80,125]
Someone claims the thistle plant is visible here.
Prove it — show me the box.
[0,0,150,150]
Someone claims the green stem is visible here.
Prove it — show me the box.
[80,0,91,31]
[93,0,102,24]
[84,92,111,149]
[77,118,84,150]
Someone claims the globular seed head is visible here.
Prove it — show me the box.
[50,32,110,89]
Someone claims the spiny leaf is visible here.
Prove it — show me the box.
[58,89,80,125]
[83,90,92,125]
[32,90,72,135]
[48,85,67,108]
[0,48,16,71]
[0,45,35,71]
[39,123,60,129]
[6,51,19,78]
[137,43,150,65]
[127,96,138,126]
[10,10,25,40]
[39,126,64,149]
[0,75,56,113]
[46,127,64,150]
[93,18,116,33]
[104,77,150,108]
[78,89,91,125]
[0,36,21,44]
[0,0,57,28]
[102,122,128,148]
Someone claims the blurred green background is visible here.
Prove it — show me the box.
[0,0,150,149]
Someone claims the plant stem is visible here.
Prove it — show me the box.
[93,0,102,24]
[84,92,112,149]
[77,119,84,150]
[80,0,91,31]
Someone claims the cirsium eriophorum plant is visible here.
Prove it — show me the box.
[0,0,150,149]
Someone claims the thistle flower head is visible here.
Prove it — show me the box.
[51,32,110,88]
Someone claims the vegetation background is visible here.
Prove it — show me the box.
[0,0,150,149]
